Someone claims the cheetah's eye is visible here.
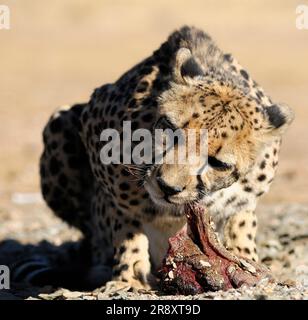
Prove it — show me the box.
[208,156,232,171]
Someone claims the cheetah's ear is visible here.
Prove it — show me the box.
[174,48,204,84]
[263,103,294,135]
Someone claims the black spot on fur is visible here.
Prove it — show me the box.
[119,182,130,191]
[114,220,122,232]
[142,113,154,122]
[260,160,266,170]
[128,98,137,109]
[216,146,222,154]
[223,54,232,62]
[131,219,141,228]
[120,193,128,200]
[129,199,139,206]
[118,110,125,119]
[257,174,266,182]
[183,120,189,128]
[140,66,153,76]
[265,104,286,128]
[136,81,149,93]
[225,196,236,206]
[236,200,249,208]
[107,167,114,175]
[239,220,246,227]
[232,169,240,182]
[121,168,130,176]
[116,210,123,216]
[131,122,138,131]
[131,111,140,119]
[119,264,129,272]
[244,186,253,193]
[119,246,126,254]
[240,69,249,80]
[127,232,134,240]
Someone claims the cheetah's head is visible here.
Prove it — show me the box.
[143,48,294,210]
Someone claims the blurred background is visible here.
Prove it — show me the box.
[0,0,307,231]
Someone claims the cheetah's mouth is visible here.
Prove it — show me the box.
[144,180,205,210]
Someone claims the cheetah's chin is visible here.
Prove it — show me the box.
[149,193,205,215]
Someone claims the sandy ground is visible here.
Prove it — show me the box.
[0,202,307,300]
[0,0,307,299]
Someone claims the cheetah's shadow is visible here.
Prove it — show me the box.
[0,239,112,299]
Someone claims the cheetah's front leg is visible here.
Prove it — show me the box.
[223,211,259,262]
[105,216,152,292]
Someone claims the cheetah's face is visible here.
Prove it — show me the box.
[143,49,294,210]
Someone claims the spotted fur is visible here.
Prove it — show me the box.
[39,26,293,289]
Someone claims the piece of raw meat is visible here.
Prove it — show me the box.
[159,204,272,295]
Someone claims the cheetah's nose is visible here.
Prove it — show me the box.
[156,177,183,197]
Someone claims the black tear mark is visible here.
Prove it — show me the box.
[196,175,205,200]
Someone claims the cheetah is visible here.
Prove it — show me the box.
[37,26,293,290]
